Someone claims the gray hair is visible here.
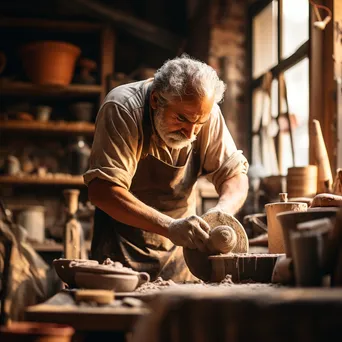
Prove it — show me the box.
[152,54,226,107]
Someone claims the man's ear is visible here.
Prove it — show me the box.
[150,90,158,110]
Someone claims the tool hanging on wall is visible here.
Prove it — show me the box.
[309,0,332,30]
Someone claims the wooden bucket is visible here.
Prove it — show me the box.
[287,165,317,198]
[20,41,81,86]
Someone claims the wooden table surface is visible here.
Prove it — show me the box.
[25,291,149,332]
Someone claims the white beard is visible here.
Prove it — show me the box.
[153,107,196,149]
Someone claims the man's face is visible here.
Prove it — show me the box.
[152,93,214,149]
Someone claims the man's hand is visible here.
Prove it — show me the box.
[168,215,211,252]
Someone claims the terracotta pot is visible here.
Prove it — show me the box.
[0,322,74,342]
[20,41,81,86]
[75,271,150,292]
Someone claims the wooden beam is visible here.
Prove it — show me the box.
[309,3,324,165]
[0,17,102,32]
[323,0,336,175]
[309,0,336,175]
[71,0,182,51]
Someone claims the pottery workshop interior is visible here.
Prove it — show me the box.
[1,0,342,341]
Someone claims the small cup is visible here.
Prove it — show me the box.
[36,106,52,122]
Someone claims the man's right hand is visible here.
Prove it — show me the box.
[168,215,211,252]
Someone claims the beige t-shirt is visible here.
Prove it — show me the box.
[84,79,249,194]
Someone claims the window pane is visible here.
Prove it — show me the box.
[253,1,278,78]
[284,58,309,169]
[282,0,309,59]
[261,128,279,176]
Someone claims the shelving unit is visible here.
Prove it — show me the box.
[0,16,114,187]
[0,80,103,97]
[0,120,95,135]
[0,175,85,186]
[0,17,103,32]
[0,16,115,264]
[31,240,91,252]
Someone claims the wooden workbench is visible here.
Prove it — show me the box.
[25,291,149,335]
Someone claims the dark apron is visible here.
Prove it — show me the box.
[91,84,201,281]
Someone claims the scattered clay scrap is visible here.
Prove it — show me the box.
[135,277,178,293]
[135,274,234,293]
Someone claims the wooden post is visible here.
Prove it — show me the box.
[100,25,115,102]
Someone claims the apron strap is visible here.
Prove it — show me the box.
[142,85,153,158]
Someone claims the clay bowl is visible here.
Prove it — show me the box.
[277,207,339,257]
[53,259,99,288]
[74,271,150,292]
[71,262,141,276]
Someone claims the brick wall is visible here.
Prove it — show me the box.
[209,0,249,159]
[186,0,250,159]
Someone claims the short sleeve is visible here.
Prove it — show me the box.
[200,105,249,193]
[83,102,142,189]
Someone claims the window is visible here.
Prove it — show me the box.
[249,0,310,176]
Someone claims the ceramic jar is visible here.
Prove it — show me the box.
[67,136,91,175]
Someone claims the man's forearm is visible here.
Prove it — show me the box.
[88,178,173,237]
[214,173,249,215]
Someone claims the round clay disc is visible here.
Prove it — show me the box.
[201,211,249,253]
[183,248,212,282]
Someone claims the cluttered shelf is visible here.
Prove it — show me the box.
[0,17,103,32]
[31,240,91,252]
[0,175,85,186]
[0,80,103,97]
[0,120,95,135]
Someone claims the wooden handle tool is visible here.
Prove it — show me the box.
[312,119,333,192]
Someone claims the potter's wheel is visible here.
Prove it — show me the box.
[183,212,249,281]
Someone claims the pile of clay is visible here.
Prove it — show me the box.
[70,258,141,275]
[135,275,235,293]
[135,275,282,293]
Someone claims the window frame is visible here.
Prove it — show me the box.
[248,0,310,174]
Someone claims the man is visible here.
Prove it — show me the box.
[84,55,249,281]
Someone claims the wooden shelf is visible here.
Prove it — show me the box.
[0,80,103,97]
[0,120,95,135]
[31,240,91,252]
[0,175,85,186]
[0,17,103,32]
